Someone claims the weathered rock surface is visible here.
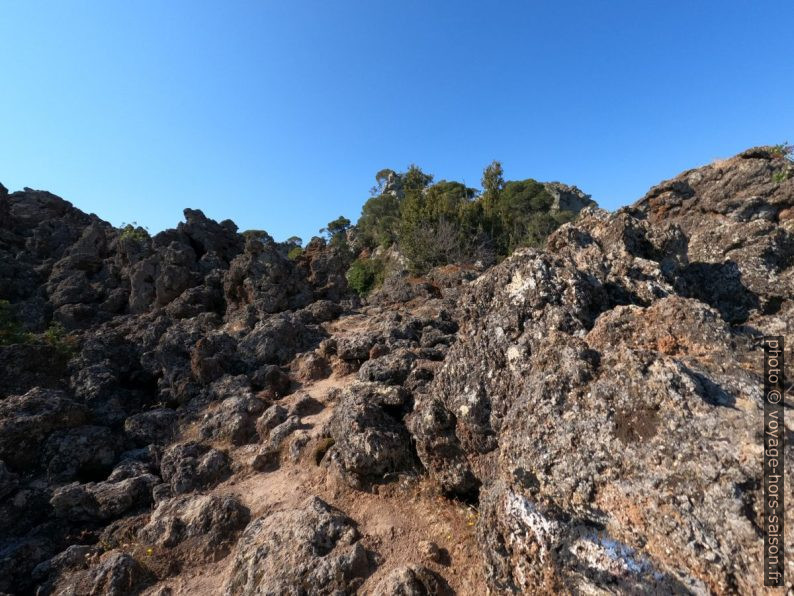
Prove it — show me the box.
[412,148,794,593]
[328,382,416,486]
[0,148,791,594]
[159,442,231,495]
[224,496,372,595]
[0,388,87,470]
[49,551,155,596]
[371,564,450,596]
[50,461,159,521]
[137,493,250,563]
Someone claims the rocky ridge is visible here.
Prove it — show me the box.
[0,146,791,595]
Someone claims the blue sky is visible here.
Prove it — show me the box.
[1,1,792,242]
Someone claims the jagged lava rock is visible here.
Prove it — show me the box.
[411,148,794,594]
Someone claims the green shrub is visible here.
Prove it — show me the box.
[41,321,77,357]
[770,142,793,159]
[0,301,76,357]
[772,167,791,183]
[770,144,793,183]
[352,163,588,271]
[346,257,386,296]
[287,246,304,260]
[119,222,150,243]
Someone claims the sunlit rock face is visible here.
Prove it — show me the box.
[411,148,794,594]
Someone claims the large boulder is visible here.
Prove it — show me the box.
[224,496,373,595]
[633,145,794,327]
[199,394,267,446]
[50,551,155,596]
[294,236,352,301]
[41,425,121,482]
[411,150,794,593]
[237,312,325,366]
[328,382,416,487]
[50,462,159,522]
[124,408,178,447]
[0,388,87,470]
[223,236,312,317]
[137,493,250,564]
[159,442,231,495]
[371,565,450,596]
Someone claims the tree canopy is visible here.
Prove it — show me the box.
[350,162,583,273]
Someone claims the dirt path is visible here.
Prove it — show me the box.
[144,310,486,595]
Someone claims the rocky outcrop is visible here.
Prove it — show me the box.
[224,496,373,595]
[159,442,231,495]
[543,181,596,213]
[411,148,794,593]
[137,493,250,563]
[328,382,416,487]
[50,460,159,522]
[0,187,355,594]
[0,147,791,594]
[371,565,450,596]
[0,388,87,470]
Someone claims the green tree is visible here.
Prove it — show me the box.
[399,179,475,272]
[371,168,398,196]
[321,216,352,248]
[401,164,434,193]
[481,160,504,215]
[346,257,386,296]
[357,193,401,248]
[495,179,553,253]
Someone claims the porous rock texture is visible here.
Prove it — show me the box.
[224,496,372,595]
[0,147,791,595]
[411,147,794,594]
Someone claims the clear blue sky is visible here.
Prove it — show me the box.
[1,1,792,242]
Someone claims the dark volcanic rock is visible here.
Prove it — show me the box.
[411,148,794,594]
[50,466,159,522]
[0,148,790,595]
[294,236,352,302]
[224,496,372,595]
[357,349,417,385]
[53,551,155,596]
[371,564,450,596]
[137,493,250,564]
[31,544,103,595]
[328,382,416,486]
[159,442,231,495]
[199,394,267,446]
[0,460,18,499]
[0,343,69,395]
[237,312,325,365]
[0,388,87,471]
[124,408,178,447]
[41,425,121,482]
[223,236,312,317]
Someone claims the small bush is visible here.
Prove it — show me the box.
[770,145,793,183]
[770,142,793,159]
[119,222,150,243]
[287,246,304,260]
[772,168,791,183]
[0,301,76,356]
[346,257,386,296]
[41,321,77,357]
